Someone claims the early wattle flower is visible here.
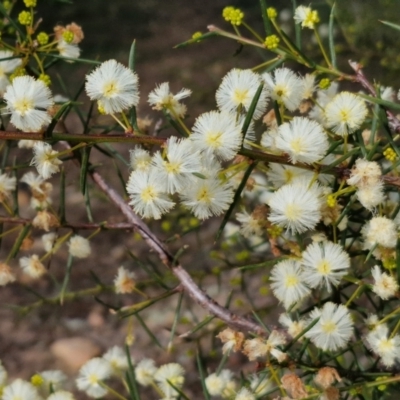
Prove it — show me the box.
[85,59,139,114]
[216,68,268,120]
[3,75,54,132]
[325,92,368,136]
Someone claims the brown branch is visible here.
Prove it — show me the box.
[349,60,400,133]
[90,170,266,335]
[1,130,166,145]
[0,216,136,230]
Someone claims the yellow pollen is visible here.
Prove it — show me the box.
[88,374,98,384]
[14,98,33,115]
[103,80,119,98]
[233,88,249,104]
[164,161,181,174]
[284,169,294,183]
[205,131,222,148]
[141,186,156,202]
[317,260,331,275]
[339,109,349,122]
[285,274,299,287]
[197,187,211,203]
[378,338,393,353]
[290,138,305,154]
[275,85,287,98]
[284,203,301,221]
[321,321,337,334]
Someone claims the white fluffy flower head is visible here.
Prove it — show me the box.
[126,169,175,219]
[76,357,112,398]
[362,216,398,250]
[305,302,353,351]
[275,117,328,164]
[103,346,129,374]
[0,50,21,95]
[130,146,152,172]
[325,92,368,136]
[2,379,39,400]
[191,110,243,161]
[302,241,350,291]
[366,324,400,367]
[270,259,310,309]
[152,137,201,194]
[155,363,185,398]
[216,68,268,120]
[4,75,54,132]
[180,177,233,220]
[205,370,233,396]
[268,179,322,234]
[85,59,139,114]
[262,68,304,111]
[68,235,91,258]
[135,358,157,387]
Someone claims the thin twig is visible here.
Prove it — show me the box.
[90,170,266,335]
[0,216,136,230]
[349,60,400,133]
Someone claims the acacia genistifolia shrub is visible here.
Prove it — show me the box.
[1,0,400,399]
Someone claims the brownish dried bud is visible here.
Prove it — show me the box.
[263,109,277,127]
[299,100,312,114]
[32,210,59,232]
[245,177,256,191]
[322,386,340,400]
[242,337,268,361]
[281,373,307,399]
[0,263,16,286]
[314,367,341,389]
[20,236,34,251]
[65,22,84,43]
[54,22,84,44]
[252,205,268,224]
[216,328,245,354]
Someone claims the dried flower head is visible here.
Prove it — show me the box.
[148,82,191,118]
[0,262,16,286]
[346,158,382,188]
[371,265,399,300]
[114,266,136,294]
[314,367,341,389]
[217,328,245,354]
[32,210,59,231]
[19,254,46,279]
[31,142,62,180]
